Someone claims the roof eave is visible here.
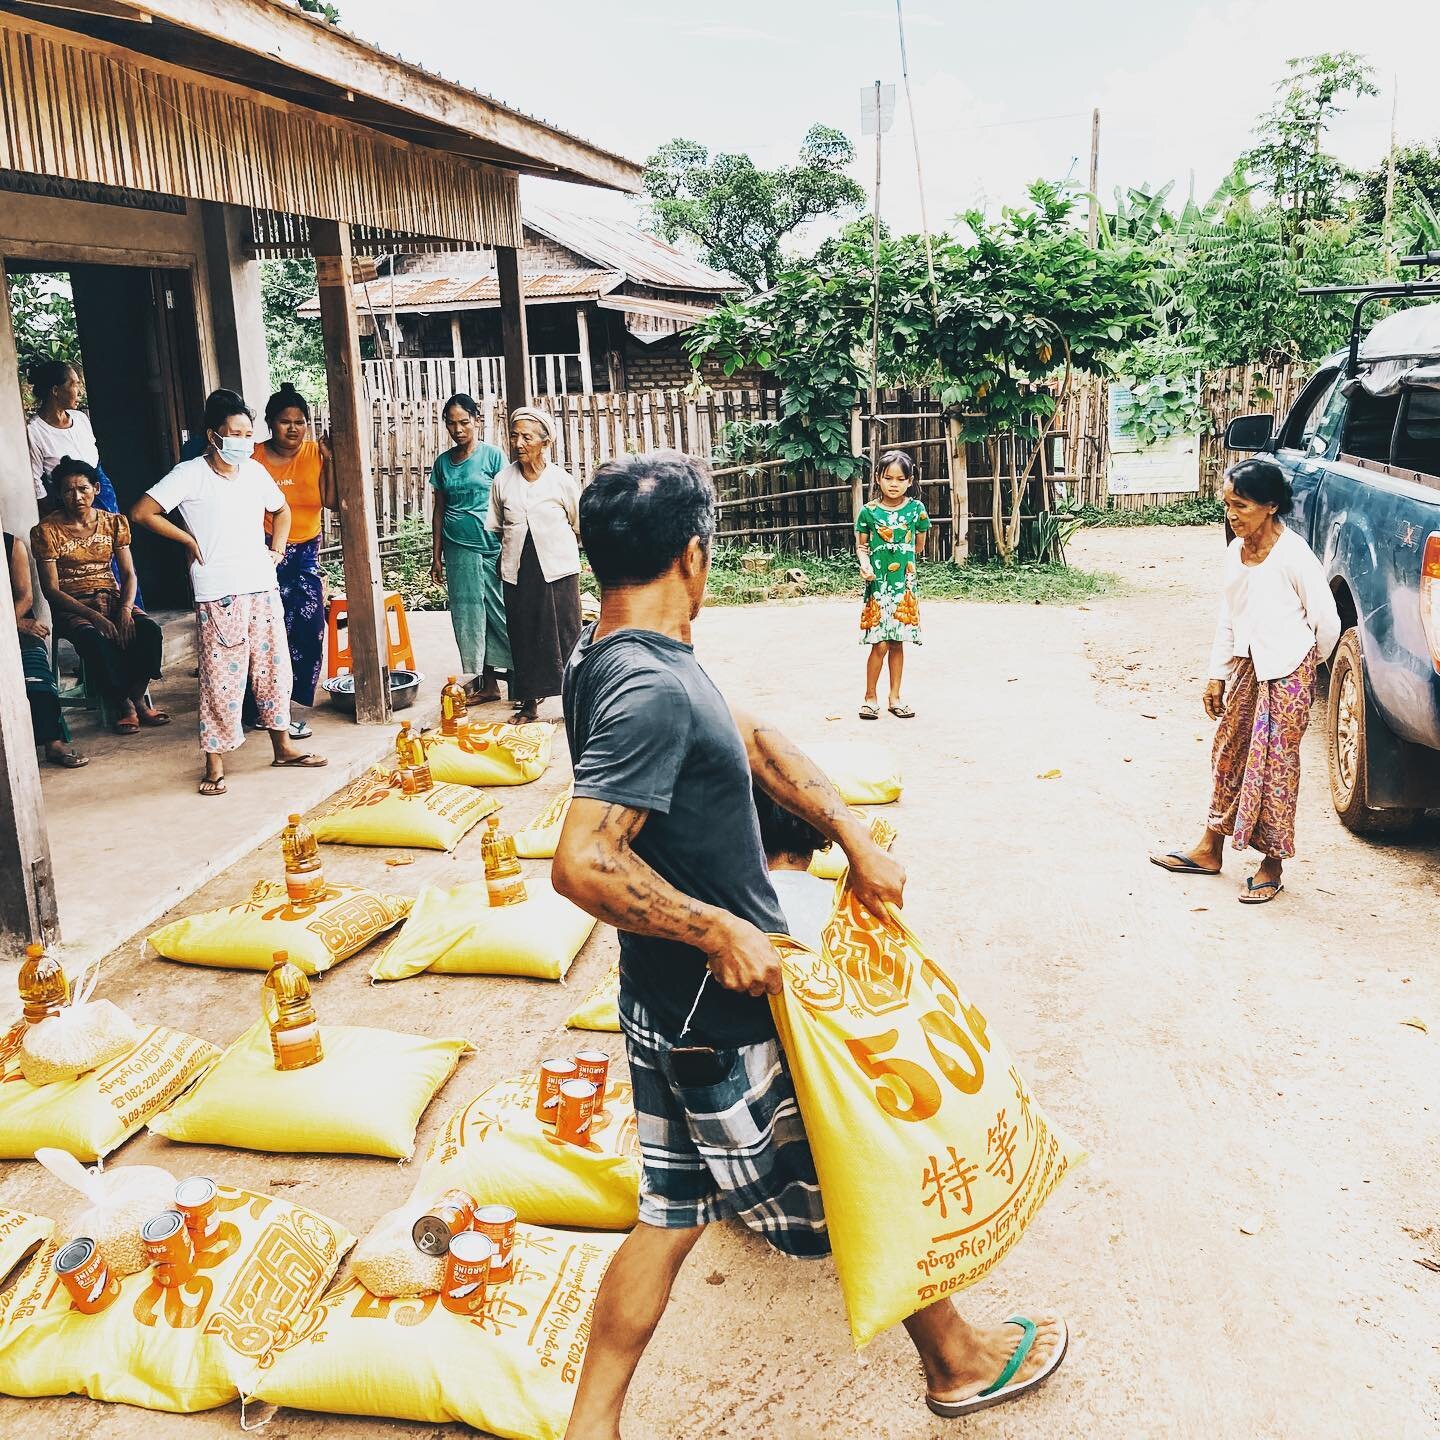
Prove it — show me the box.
[133,0,644,192]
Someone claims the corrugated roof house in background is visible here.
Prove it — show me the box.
[299,207,746,395]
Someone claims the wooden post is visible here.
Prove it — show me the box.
[311,218,390,724]
[450,314,464,360]
[1087,108,1101,248]
[850,406,865,522]
[496,246,531,410]
[575,305,594,394]
[947,417,969,564]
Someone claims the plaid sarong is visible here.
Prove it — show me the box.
[620,991,829,1258]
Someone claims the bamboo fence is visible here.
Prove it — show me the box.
[316,362,1308,561]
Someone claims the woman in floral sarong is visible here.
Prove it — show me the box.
[856,450,929,720]
[1150,459,1340,903]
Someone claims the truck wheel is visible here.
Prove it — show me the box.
[1327,629,1420,834]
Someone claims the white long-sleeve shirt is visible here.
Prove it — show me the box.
[485,461,581,585]
[1208,528,1342,682]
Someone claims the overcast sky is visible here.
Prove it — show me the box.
[341,0,1440,253]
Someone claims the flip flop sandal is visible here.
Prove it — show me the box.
[138,710,171,727]
[287,719,313,740]
[198,777,227,797]
[1148,850,1220,875]
[271,754,329,769]
[888,703,916,718]
[112,717,140,735]
[926,1316,1069,1418]
[46,750,89,769]
[859,703,880,720]
[1239,876,1283,904]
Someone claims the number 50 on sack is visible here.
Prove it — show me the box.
[769,889,1084,1348]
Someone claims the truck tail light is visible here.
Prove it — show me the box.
[1421,534,1440,674]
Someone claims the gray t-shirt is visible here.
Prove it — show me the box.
[562,624,786,1045]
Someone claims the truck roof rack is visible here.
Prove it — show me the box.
[1300,256,1440,376]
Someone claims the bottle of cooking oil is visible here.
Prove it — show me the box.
[395,720,433,794]
[18,943,69,1024]
[262,951,323,1072]
[279,813,325,903]
[481,815,527,907]
[439,676,468,736]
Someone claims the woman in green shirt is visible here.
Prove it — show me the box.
[430,392,511,698]
[855,450,929,719]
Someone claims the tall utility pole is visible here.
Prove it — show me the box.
[1383,77,1399,273]
[861,81,895,476]
[1086,107,1101,247]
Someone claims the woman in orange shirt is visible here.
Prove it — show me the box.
[254,383,334,737]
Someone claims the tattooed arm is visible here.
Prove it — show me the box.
[553,799,783,996]
[734,707,906,920]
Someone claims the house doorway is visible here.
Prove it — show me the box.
[5,260,206,609]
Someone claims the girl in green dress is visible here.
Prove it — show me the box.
[429,392,512,698]
[855,450,929,719]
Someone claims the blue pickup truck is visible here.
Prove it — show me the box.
[1226,297,1440,832]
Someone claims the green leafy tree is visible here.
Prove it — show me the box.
[1245,52,1377,236]
[7,272,79,388]
[261,258,326,403]
[645,126,866,292]
[690,182,1159,558]
[1354,142,1440,230]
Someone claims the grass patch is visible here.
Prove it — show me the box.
[703,548,1117,607]
[1078,497,1223,527]
[321,524,1116,613]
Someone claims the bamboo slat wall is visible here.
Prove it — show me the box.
[316,362,1308,558]
[0,10,521,248]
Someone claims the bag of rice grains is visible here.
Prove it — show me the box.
[350,1203,444,1299]
[36,1148,177,1279]
[19,1000,140,1086]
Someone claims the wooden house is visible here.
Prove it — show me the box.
[296,205,745,399]
[0,0,639,945]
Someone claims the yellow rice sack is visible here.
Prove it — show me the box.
[416,1072,639,1230]
[249,1224,623,1439]
[0,1026,218,1161]
[422,721,554,787]
[769,889,1083,1347]
[565,961,620,1032]
[370,878,596,983]
[147,881,412,976]
[0,1207,52,1284]
[0,1185,352,1412]
[809,812,899,881]
[806,740,904,805]
[311,766,497,851]
[515,785,573,859]
[149,1020,470,1159]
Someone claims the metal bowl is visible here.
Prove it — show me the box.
[321,669,423,715]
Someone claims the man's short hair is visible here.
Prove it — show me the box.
[579,450,716,587]
[752,783,827,861]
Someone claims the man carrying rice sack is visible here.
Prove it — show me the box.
[553,452,1070,1437]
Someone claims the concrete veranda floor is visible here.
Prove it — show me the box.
[36,609,466,965]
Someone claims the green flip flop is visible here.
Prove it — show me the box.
[925,1316,1070,1418]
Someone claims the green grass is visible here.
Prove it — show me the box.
[321,524,1118,612]
[702,547,1118,607]
[1077,497,1224,527]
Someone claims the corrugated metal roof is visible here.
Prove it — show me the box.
[525,206,745,293]
[297,269,623,316]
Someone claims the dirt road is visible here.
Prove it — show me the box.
[3,525,1437,1439]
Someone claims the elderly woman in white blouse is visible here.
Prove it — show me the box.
[1151,458,1340,904]
[487,406,582,722]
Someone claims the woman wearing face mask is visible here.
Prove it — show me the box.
[132,389,327,795]
[486,406,582,723]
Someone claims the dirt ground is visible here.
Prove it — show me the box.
[3,524,1438,1440]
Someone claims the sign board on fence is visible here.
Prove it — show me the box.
[1107,383,1200,496]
